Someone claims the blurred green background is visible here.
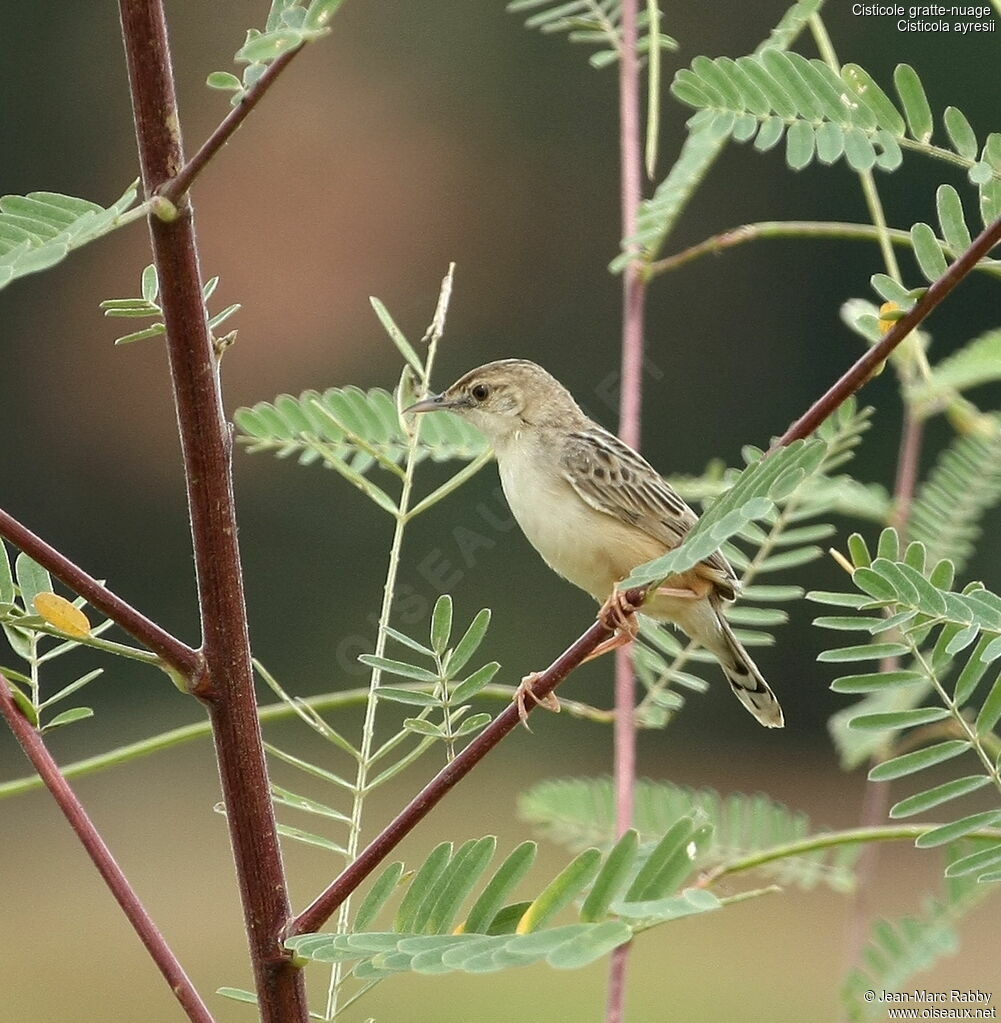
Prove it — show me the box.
[2,2,1000,1020]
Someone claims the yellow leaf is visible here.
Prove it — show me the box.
[34,592,91,638]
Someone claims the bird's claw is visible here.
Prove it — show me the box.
[514,671,561,730]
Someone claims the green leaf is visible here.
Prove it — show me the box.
[421,837,497,935]
[140,263,158,303]
[868,741,971,782]
[889,775,991,818]
[0,183,138,292]
[0,542,14,604]
[359,655,439,683]
[370,297,425,377]
[403,718,447,738]
[580,830,639,923]
[41,706,94,732]
[451,661,501,703]
[354,862,406,932]
[848,707,951,731]
[270,784,350,821]
[275,823,347,854]
[818,642,910,663]
[910,222,948,282]
[207,70,243,92]
[893,64,933,143]
[236,27,306,64]
[975,672,1001,734]
[785,120,814,170]
[943,106,978,160]
[462,841,537,935]
[614,886,722,923]
[915,810,1001,848]
[446,608,491,674]
[15,553,52,609]
[943,842,1001,877]
[395,842,453,932]
[625,818,698,902]
[430,595,453,655]
[516,848,602,933]
[831,670,928,694]
[376,687,440,707]
[545,920,633,969]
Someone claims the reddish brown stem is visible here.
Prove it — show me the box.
[288,615,618,937]
[608,0,644,1017]
[158,46,304,204]
[774,213,1001,447]
[0,673,215,1023]
[0,508,202,680]
[117,3,307,1019]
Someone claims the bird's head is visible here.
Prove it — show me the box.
[405,359,581,444]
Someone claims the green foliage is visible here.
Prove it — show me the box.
[256,595,500,856]
[813,527,1001,878]
[519,777,860,892]
[0,183,138,292]
[100,264,240,346]
[506,0,677,69]
[908,425,1001,574]
[843,866,989,1020]
[0,543,129,733]
[614,0,821,269]
[287,821,727,981]
[209,0,346,104]
[236,384,487,500]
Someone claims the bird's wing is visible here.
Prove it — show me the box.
[560,427,737,594]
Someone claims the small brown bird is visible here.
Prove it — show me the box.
[407,359,783,728]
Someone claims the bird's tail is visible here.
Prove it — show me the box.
[710,601,784,728]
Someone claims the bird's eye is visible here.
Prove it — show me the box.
[471,383,490,402]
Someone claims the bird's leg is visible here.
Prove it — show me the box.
[580,588,643,664]
[651,585,702,600]
[514,671,560,728]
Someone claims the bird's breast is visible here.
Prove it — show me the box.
[496,442,665,602]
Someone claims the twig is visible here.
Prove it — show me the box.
[0,672,215,1023]
[118,3,307,1020]
[609,0,644,1017]
[286,614,618,938]
[158,47,305,204]
[773,212,1001,448]
[646,221,1001,279]
[0,508,202,681]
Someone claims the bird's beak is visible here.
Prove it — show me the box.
[404,392,450,414]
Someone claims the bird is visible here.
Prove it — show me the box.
[405,359,784,728]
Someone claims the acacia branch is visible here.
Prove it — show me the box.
[774,211,1001,448]
[0,673,215,1023]
[158,46,304,204]
[0,508,202,681]
[118,2,307,1020]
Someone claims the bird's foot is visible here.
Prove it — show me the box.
[514,671,561,729]
[581,590,642,664]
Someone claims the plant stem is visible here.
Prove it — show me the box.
[609,1,644,1016]
[647,221,1001,280]
[0,507,201,680]
[325,338,442,1019]
[158,47,305,204]
[772,211,1001,448]
[701,823,1001,886]
[117,3,307,1019]
[0,672,215,1023]
[0,684,612,801]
